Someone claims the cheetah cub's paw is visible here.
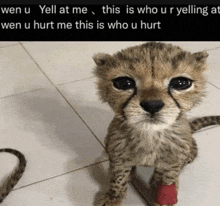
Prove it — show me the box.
[154,203,177,206]
[94,193,124,206]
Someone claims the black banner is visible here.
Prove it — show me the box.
[0,5,219,41]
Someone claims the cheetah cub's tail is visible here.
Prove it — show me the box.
[0,148,26,203]
[190,116,220,133]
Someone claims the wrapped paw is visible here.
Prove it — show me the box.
[155,181,177,205]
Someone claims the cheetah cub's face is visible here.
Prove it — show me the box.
[93,43,208,130]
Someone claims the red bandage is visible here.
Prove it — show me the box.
[155,181,177,205]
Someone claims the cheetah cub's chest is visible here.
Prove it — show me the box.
[106,115,192,168]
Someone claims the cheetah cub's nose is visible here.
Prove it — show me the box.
[140,100,164,114]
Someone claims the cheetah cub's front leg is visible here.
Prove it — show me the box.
[95,164,133,206]
[151,167,180,206]
[150,173,177,206]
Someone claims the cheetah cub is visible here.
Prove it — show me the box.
[93,42,220,206]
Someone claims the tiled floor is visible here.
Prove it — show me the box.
[0,42,220,206]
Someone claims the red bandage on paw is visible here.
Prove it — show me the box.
[155,181,177,205]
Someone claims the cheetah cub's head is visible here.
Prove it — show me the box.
[93,42,208,130]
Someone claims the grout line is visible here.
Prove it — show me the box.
[54,88,105,149]
[208,81,220,90]
[58,76,95,86]
[0,88,46,100]
[206,46,220,51]
[13,159,109,191]
[130,181,151,206]
[20,43,105,150]
[0,42,20,49]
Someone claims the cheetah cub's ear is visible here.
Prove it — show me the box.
[190,50,209,71]
[191,50,209,64]
[93,53,115,67]
[192,50,208,61]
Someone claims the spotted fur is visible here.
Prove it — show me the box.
[93,42,219,206]
[0,148,26,203]
[190,116,220,132]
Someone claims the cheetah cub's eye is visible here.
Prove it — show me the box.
[113,77,136,90]
[169,77,193,90]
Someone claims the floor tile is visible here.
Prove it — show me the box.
[0,44,52,98]
[58,78,114,145]
[132,127,220,206]
[21,42,145,85]
[22,42,95,85]
[178,127,220,206]
[0,88,107,189]
[1,162,147,206]
[187,82,220,119]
